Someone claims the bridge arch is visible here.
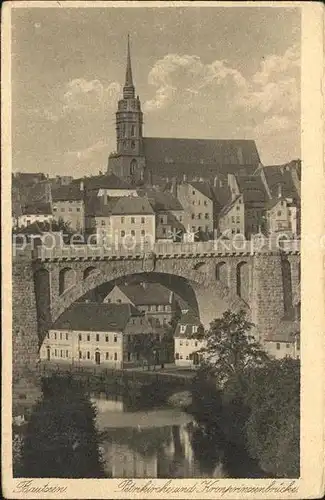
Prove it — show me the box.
[49,264,250,330]
[215,261,228,286]
[83,266,98,280]
[236,261,249,303]
[59,267,77,295]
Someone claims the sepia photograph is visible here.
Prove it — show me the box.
[2,1,324,498]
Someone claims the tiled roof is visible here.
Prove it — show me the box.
[138,188,183,211]
[219,195,242,216]
[262,167,299,200]
[235,175,268,204]
[111,196,155,216]
[264,320,300,343]
[52,303,142,332]
[84,195,117,217]
[174,312,203,338]
[74,173,133,192]
[211,182,232,208]
[22,202,52,215]
[166,212,185,231]
[52,184,84,202]
[116,283,173,306]
[189,181,214,200]
[143,138,260,166]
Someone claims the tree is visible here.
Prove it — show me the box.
[19,375,105,478]
[243,358,300,477]
[197,310,269,387]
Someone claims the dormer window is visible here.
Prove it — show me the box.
[180,325,186,334]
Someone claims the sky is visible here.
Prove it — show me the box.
[11,5,301,177]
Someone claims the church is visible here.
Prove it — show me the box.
[107,37,261,186]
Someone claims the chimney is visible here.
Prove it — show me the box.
[80,180,84,192]
[278,184,282,198]
[183,174,187,183]
[213,176,218,188]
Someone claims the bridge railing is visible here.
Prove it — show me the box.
[34,238,300,260]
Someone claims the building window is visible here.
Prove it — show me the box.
[114,335,117,343]
[232,216,235,223]
[191,214,195,219]
[47,332,50,339]
[185,341,189,346]
[192,326,198,334]
[87,351,90,359]
[54,332,57,340]
[175,353,180,360]
[106,352,109,360]
[286,343,290,348]
[179,215,182,222]
[204,200,207,206]
[121,230,125,237]
[131,125,135,136]
[195,341,198,347]
[236,205,240,211]
[76,207,80,212]
[101,220,105,226]
[131,230,135,236]
[87,334,90,341]
[205,213,209,219]
[198,200,201,205]
[180,325,186,333]
[141,230,145,236]
[141,217,145,224]
[197,213,201,219]
[53,207,57,212]
[66,333,68,340]
[96,334,99,342]
[66,350,69,358]
[105,335,109,342]
[180,340,183,346]
[79,351,82,359]
[79,334,82,341]
[277,211,282,216]
[69,208,72,212]
[276,343,281,350]
[60,350,63,358]
[114,353,117,361]
[192,190,195,195]
[131,217,135,224]
[236,216,240,223]
[121,217,124,223]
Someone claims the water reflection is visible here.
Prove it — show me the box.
[91,392,226,478]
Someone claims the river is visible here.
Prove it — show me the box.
[90,390,227,478]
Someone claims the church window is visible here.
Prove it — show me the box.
[130,159,137,176]
[131,141,136,149]
[131,125,135,136]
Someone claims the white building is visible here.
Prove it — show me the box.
[17,202,53,228]
[263,321,300,360]
[40,302,156,368]
[174,312,205,367]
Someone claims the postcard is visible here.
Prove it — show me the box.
[2,1,324,498]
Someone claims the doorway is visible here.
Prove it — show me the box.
[95,351,101,365]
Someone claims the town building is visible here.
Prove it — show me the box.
[103,282,176,327]
[40,302,157,368]
[174,312,205,367]
[17,202,53,229]
[265,185,300,237]
[263,321,300,360]
[85,193,155,246]
[77,172,138,198]
[218,193,245,237]
[176,181,215,240]
[138,188,185,241]
[52,183,85,232]
[107,37,261,185]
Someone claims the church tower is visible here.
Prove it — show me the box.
[107,36,147,184]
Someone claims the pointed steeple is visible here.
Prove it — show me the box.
[123,34,135,99]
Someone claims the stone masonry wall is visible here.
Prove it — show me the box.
[12,251,41,411]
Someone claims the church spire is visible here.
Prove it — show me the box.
[123,34,135,99]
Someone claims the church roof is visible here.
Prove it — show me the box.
[74,173,133,192]
[22,202,52,215]
[143,138,260,169]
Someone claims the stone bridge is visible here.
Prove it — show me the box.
[12,240,300,376]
